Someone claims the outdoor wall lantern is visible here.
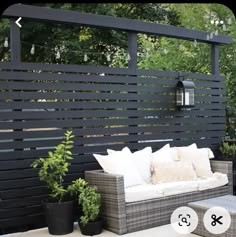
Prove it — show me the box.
[176,80,195,110]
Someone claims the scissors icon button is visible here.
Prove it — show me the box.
[203,206,231,235]
[211,214,223,226]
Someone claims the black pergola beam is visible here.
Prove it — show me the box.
[2,4,232,45]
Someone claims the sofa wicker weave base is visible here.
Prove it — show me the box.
[85,160,233,235]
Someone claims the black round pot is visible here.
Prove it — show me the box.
[78,219,103,236]
[44,200,75,235]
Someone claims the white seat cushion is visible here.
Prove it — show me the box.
[197,172,229,191]
[125,184,164,203]
[158,180,199,197]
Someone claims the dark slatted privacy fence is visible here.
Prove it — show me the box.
[0,67,226,230]
[0,3,231,234]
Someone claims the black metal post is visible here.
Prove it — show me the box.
[10,19,23,155]
[10,18,21,63]
[127,32,138,143]
[128,32,137,74]
[211,44,219,75]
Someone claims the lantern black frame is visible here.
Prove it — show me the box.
[176,80,195,110]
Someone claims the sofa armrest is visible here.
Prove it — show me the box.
[85,170,127,234]
[210,160,233,194]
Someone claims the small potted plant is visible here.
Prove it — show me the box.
[219,142,236,159]
[32,130,86,235]
[219,141,236,195]
[78,184,103,236]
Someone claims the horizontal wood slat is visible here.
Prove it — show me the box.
[0,124,224,140]
[0,109,225,121]
[0,171,88,190]
[0,75,225,88]
[0,63,225,81]
[0,169,38,180]
[0,93,226,104]
[0,164,94,183]
[0,186,48,199]
[0,214,45,228]
[0,156,97,171]
[0,131,224,151]
[0,82,225,96]
[0,101,224,110]
[0,117,226,130]
[0,195,48,209]
[0,205,43,219]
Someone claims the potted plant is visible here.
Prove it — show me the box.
[219,141,236,195]
[78,184,103,236]
[219,142,236,159]
[32,130,86,235]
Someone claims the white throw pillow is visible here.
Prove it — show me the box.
[107,146,132,155]
[178,147,213,178]
[130,147,152,183]
[93,153,145,188]
[151,144,178,177]
[198,147,215,159]
[208,148,215,159]
[152,161,197,184]
[175,143,198,160]
[151,144,173,162]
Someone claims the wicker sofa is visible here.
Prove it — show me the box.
[85,160,233,235]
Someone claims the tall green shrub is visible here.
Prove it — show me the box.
[32,130,87,202]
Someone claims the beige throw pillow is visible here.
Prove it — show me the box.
[178,147,213,178]
[152,161,197,184]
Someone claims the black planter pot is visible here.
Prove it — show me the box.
[44,200,75,235]
[79,219,103,236]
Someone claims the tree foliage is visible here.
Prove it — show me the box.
[169,4,236,107]
[0,3,180,65]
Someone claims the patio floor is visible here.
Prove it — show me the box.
[2,224,200,237]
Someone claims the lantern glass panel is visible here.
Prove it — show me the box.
[186,88,194,106]
[176,88,184,106]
